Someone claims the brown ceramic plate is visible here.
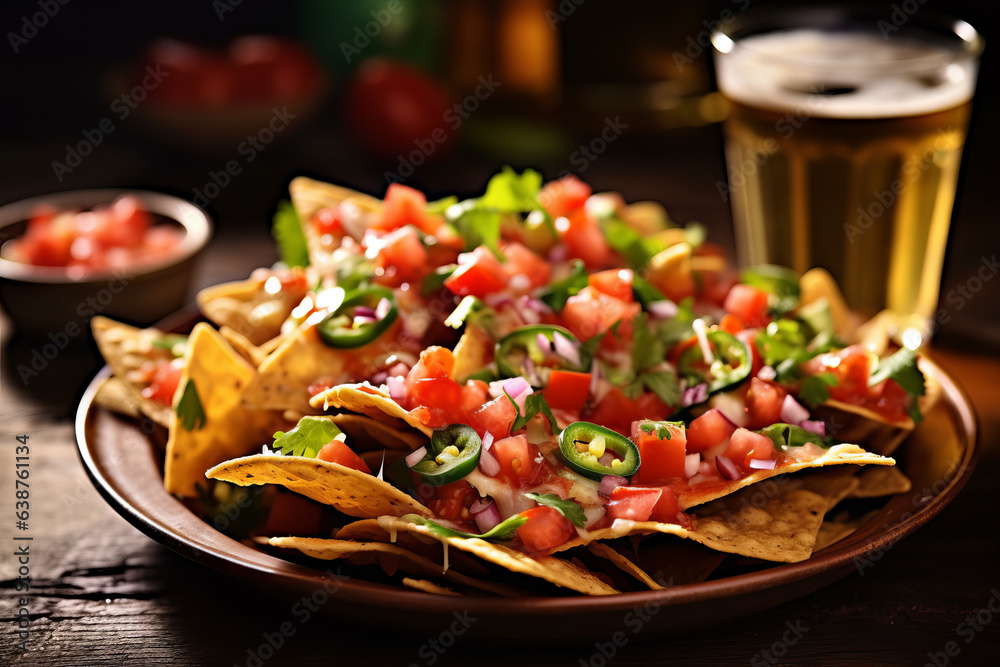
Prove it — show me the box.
[75,350,978,642]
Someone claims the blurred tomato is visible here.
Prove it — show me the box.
[345,58,454,161]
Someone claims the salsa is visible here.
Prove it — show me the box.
[3,195,185,272]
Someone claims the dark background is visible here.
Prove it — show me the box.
[1,0,997,347]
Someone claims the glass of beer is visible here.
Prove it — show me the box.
[712,7,983,346]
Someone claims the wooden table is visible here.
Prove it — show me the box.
[2,231,999,667]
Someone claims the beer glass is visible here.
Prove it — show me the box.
[712,7,982,346]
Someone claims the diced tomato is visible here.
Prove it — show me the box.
[802,345,877,406]
[543,370,591,413]
[632,422,687,483]
[686,409,737,453]
[460,379,490,417]
[312,207,344,237]
[719,314,744,335]
[426,479,477,522]
[649,486,680,523]
[490,434,538,483]
[583,388,671,436]
[588,269,634,303]
[468,395,517,440]
[539,174,591,218]
[501,242,550,290]
[317,439,372,473]
[263,492,327,536]
[558,209,613,269]
[561,286,641,342]
[606,486,661,522]
[517,505,575,553]
[444,246,508,298]
[370,226,430,287]
[744,377,787,430]
[141,358,183,406]
[724,428,777,472]
[406,378,464,428]
[102,195,151,248]
[724,284,771,329]
[18,212,76,266]
[871,377,910,424]
[406,346,455,382]
[376,183,440,234]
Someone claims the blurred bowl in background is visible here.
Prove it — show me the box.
[104,36,328,156]
[0,189,212,338]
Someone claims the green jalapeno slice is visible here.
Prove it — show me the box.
[408,424,482,486]
[317,286,397,349]
[677,330,751,395]
[558,421,640,481]
[496,325,585,385]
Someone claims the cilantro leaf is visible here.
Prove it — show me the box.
[524,493,586,528]
[759,423,830,450]
[272,200,310,268]
[740,264,800,315]
[539,260,588,312]
[271,416,343,458]
[638,369,682,407]
[480,166,544,212]
[401,513,527,542]
[176,379,206,431]
[598,215,652,269]
[638,421,682,440]
[652,297,696,349]
[799,372,837,407]
[631,313,666,372]
[506,391,560,434]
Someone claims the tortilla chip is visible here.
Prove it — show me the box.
[207,454,433,518]
[197,276,306,346]
[812,402,913,456]
[851,465,912,498]
[374,516,620,595]
[813,509,880,552]
[402,578,463,596]
[630,538,727,587]
[676,444,894,509]
[93,376,142,419]
[329,414,427,452]
[90,316,178,428]
[784,467,861,511]
[290,176,382,268]
[243,319,405,415]
[585,542,665,590]
[220,325,270,368]
[451,324,494,382]
[164,323,292,497]
[311,383,434,438]
[267,536,516,597]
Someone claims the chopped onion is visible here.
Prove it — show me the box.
[748,458,777,470]
[684,453,701,478]
[472,500,502,533]
[780,395,811,424]
[682,383,708,407]
[598,475,628,498]
[404,446,426,468]
[715,454,742,481]
[646,300,679,319]
[478,447,500,476]
[589,357,601,395]
[799,420,826,436]
[757,365,777,381]
[536,332,552,354]
[692,318,715,365]
[548,245,568,263]
[484,293,514,309]
[553,330,581,367]
[353,315,377,326]
[353,305,377,318]
[489,376,529,400]
[386,376,407,402]
[520,296,552,314]
[483,431,494,451]
[375,297,392,320]
[512,385,533,414]
[469,497,493,514]
[597,451,617,468]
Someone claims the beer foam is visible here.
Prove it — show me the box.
[716,30,977,118]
